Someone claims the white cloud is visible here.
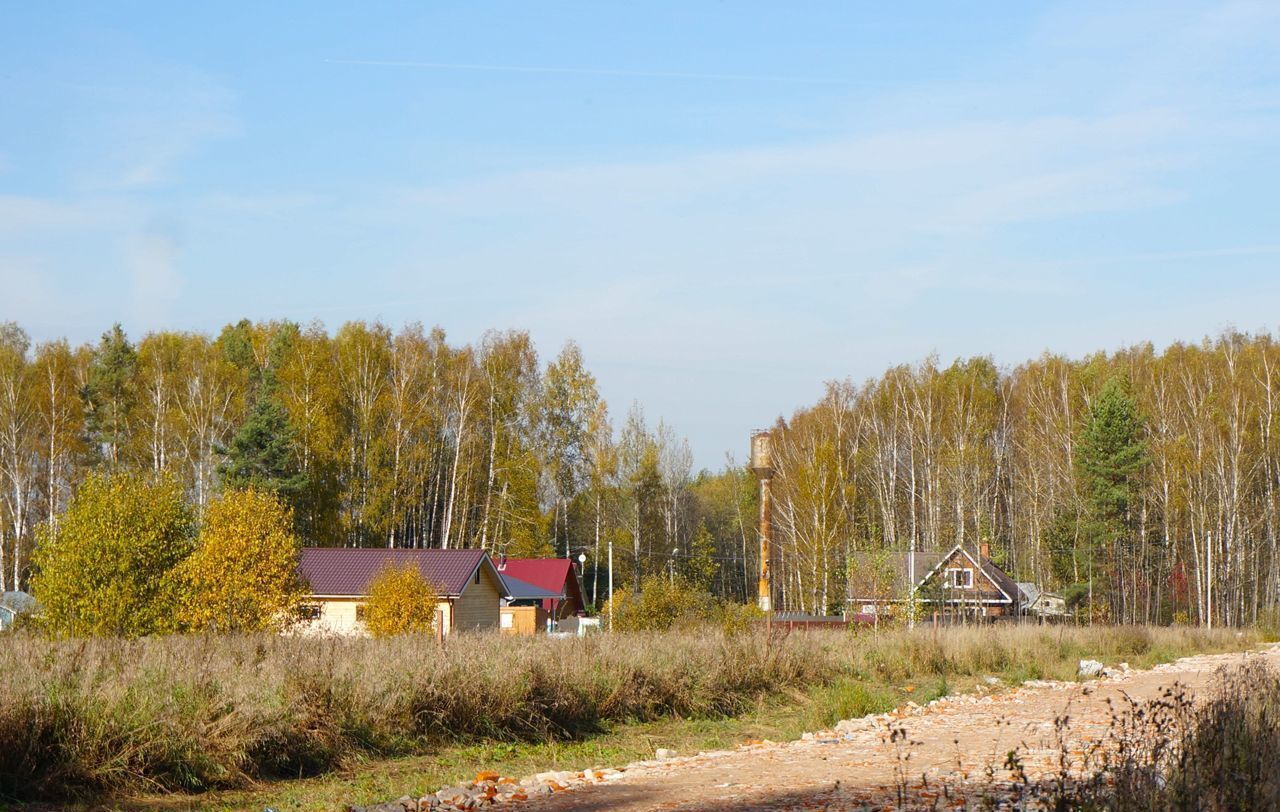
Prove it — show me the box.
[399,108,1191,242]
[126,230,182,322]
[200,193,329,217]
[0,256,55,314]
[930,161,1186,234]
[0,195,135,234]
[66,66,238,191]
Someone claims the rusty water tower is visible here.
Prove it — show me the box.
[749,430,774,613]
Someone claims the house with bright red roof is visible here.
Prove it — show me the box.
[495,557,587,622]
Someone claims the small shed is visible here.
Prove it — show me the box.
[500,604,549,635]
[1016,582,1069,620]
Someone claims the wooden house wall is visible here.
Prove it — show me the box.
[452,566,502,630]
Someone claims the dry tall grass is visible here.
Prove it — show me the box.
[0,624,1257,802]
[986,656,1280,810]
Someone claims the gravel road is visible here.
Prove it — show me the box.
[514,644,1279,811]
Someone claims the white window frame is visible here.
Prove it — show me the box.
[945,568,973,589]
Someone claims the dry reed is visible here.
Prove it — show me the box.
[0,624,1256,802]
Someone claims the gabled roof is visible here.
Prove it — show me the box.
[849,545,1018,605]
[500,573,563,601]
[848,550,946,595]
[299,548,508,598]
[981,559,1020,604]
[919,545,1015,604]
[495,558,583,603]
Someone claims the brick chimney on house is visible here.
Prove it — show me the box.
[980,541,990,560]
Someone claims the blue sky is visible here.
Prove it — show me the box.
[2,2,1279,467]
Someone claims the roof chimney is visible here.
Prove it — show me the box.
[980,541,990,560]
[498,554,507,571]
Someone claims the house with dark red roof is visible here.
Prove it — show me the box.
[848,542,1022,621]
[297,547,509,635]
[495,557,587,623]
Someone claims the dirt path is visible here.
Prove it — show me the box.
[516,645,1280,811]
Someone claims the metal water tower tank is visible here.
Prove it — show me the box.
[750,430,773,478]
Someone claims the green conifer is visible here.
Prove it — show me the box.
[219,373,307,500]
[1076,376,1150,619]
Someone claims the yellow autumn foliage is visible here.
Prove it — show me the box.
[31,472,194,638]
[177,488,306,633]
[363,562,440,638]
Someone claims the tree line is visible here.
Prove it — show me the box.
[769,331,1280,626]
[0,319,758,605]
[7,318,1274,628]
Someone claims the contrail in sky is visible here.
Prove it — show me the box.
[325,59,848,84]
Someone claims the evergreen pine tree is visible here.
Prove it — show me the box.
[82,323,137,468]
[218,324,307,502]
[1076,376,1149,620]
[219,373,307,500]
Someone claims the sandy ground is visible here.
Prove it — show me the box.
[516,644,1280,811]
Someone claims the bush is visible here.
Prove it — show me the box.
[603,575,717,631]
[603,575,762,632]
[177,488,306,633]
[1022,658,1280,810]
[30,472,194,637]
[717,600,766,634]
[362,563,440,638]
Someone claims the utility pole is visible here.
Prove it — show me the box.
[1206,531,1213,631]
[750,431,774,628]
[908,547,915,630]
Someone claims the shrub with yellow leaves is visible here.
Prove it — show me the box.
[177,488,306,633]
[362,562,441,638]
[31,472,194,638]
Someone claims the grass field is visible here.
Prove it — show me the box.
[0,624,1263,809]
